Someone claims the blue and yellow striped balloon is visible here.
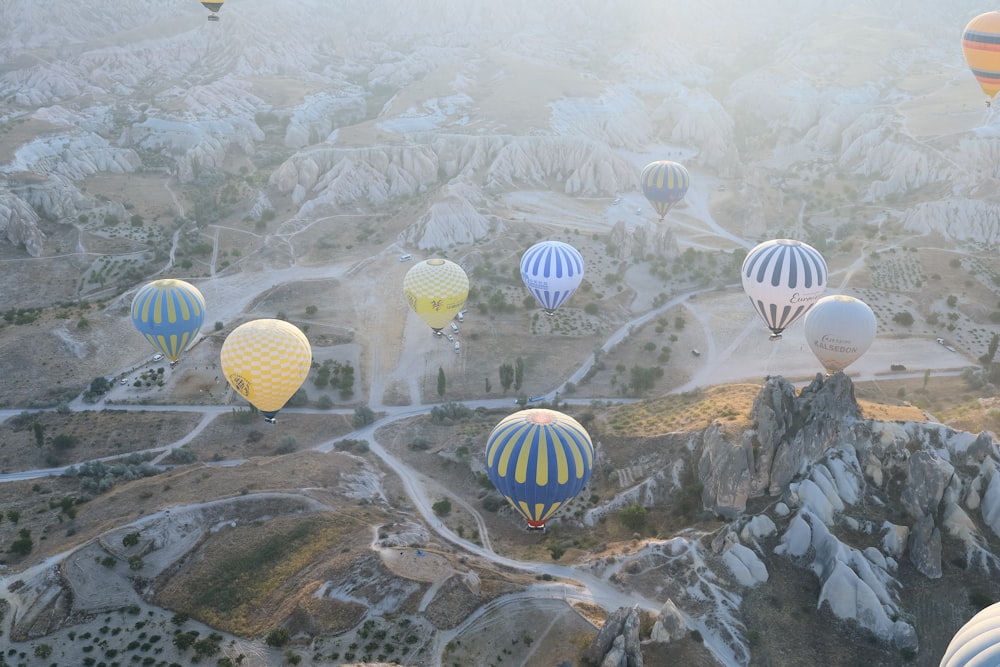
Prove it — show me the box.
[640,160,690,221]
[131,279,206,362]
[484,409,594,529]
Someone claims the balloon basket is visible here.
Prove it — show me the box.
[768,333,783,341]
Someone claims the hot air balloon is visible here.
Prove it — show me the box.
[484,408,594,530]
[403,258,469,333]
[201,0,223,21]
[131,279,206,362]
[741,239,827,340]
[803,295,877,374]
[941,601,1000,667]
[962,12,1000,106]
[220,319,312,424]
[520,241,585,315]
[640,160,690,221]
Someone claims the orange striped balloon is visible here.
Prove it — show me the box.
[962,12,1000,99]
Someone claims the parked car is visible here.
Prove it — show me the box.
[152,354,164,362]
[450,322,459,333]
[454,341,460,352]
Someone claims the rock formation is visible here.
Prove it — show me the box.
[584,606,643,667]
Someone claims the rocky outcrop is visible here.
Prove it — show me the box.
[0,192,45,256]
[697,373,863,518]
[608,220,678,262]
[902,199,1000,246]
[908,514,942,579]
[398,182,501,250]
[584,606,643,667]
[649,599,687,643]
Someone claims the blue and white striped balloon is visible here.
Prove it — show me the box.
[741,239,827,340]
[520,241,585,314]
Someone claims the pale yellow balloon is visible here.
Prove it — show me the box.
[220,319,312,422]
[402,258,469,332]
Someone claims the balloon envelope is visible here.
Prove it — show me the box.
[220,319,312,422]
[520,241,585,314]
[941,601,1000,667]
[741,239,827,339]
[640,161,689,220]
[803,295,877,373]
[484,409,594,529]
[403,258,469,332]
[962,12,1000,99]
[131,279,206,362]
[201,1,224,12]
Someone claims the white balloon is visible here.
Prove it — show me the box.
[520,241,585,314]
[803,295,877,373]
[741,239,827,339]
[941,602,1000,667]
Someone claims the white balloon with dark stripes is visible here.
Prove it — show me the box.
[941,602,1000,667]
[520,241,585,314]
[741,239,827,340]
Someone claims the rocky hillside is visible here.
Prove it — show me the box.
[581,373,1000,665]
[2,0,1000,257]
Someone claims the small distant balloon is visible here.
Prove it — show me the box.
[962,11,1000,104]
[200,0,224,20]
[131,279,206,362]
[741,239,827,340]
[403,258,470,333]
[484,409,594,530]
[803,295,877,374]
[220,319,312,424]
[941,601,1000,667]
[640,160,689,221]
[520,241,585,315]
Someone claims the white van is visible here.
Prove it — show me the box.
[399,254,412,262]
[457,311,465,322]
[450,322,459,333]
[454,341,460,352]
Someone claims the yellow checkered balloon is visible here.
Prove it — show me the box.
[402,258,469,332]
[220,319,312,422]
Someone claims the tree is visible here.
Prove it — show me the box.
[484,377,492,393]
[984,333,1000,365]
[499,363,514,393]
[514,357,525,391]
[629,366,663,396]
[52,433,78,450]
[353,405,375,427]
[619,504,648,531]
[33,421,45,447]
[892,310,914,326]
[265,627,291,648]
[432,498,452,516]
[10,528,33,555]
[89,376,111,395]
[122,531,140,547]
[437,367,446,396]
